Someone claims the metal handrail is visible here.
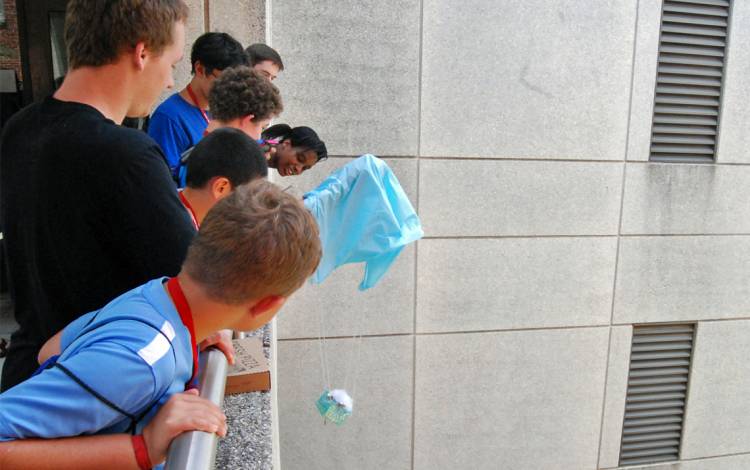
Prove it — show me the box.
[164,348,228,470]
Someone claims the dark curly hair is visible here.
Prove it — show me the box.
[208,66,283,123]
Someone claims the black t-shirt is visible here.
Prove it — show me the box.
[0,97,196,389]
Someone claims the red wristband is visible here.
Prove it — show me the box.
[131,434,153,470]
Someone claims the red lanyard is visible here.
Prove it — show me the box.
[186,84,210,124]
[178,191,199,229]
[166,277,199,389]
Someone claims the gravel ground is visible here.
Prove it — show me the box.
[215,325,273,470]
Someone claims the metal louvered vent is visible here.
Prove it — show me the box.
[619,324,695,466]
[650,0,732,163]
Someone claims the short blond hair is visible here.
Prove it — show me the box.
[184,180,321,303]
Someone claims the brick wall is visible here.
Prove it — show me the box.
[0,0,21,80]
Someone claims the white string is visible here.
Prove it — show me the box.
[317,303,331,391]
[350,327,365,401]
[344,306,366,399]
[316,287,367,409]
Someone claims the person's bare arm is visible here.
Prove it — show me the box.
[199,329,236,365]
[0,434,141,470]
[37,330,63,364]
[0,389,226,470]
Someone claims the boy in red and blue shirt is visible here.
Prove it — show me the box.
[0,181,321,469]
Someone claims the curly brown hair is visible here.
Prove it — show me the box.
[208,66,283,123]
[65,0,189,69]
[184,180,321,303]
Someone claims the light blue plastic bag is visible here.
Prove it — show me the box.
[303,155,423,290]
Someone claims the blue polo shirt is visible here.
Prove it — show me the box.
[0,278,193,440]
[148,93,208,181]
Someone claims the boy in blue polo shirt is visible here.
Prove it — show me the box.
[0,180,321,469]
[149,32,248,182]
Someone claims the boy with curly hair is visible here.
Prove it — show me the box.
[205,66,283,139]
[175,66,283,186]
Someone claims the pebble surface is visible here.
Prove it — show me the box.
[215,325,273,470]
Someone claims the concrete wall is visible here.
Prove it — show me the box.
[271,1,750,469]
[161,0,265,103]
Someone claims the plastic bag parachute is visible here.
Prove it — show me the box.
[304,155,422,424]
[303,154,423,290]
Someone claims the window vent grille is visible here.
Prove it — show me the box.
[619,324,695,466]
[650,0,732,163]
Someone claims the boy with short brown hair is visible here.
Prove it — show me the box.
[64,0,189,69]
[0,181,321,469]
[1,0,195,393]
[245,43,284,81]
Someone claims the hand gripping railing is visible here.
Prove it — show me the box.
[164,348,228,470]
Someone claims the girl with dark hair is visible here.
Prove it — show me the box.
[261,124,328,176]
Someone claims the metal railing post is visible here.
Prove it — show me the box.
[164,348,228,470]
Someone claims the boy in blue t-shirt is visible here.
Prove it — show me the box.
[0,181,322,469]
[149,32,248,182]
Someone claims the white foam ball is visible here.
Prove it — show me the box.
[329,389,353,412]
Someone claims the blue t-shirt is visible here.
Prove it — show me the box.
[148,93,208,181]
[0,278,194,441]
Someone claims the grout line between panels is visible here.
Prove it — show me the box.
[277,316,750,342]
[421,233,750,240]
[614,315,750,326]
[325,155,750,166]
[411,0,425,468]
[600,450,750,469]
[278,324,612,342]
[596,0,640,465]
